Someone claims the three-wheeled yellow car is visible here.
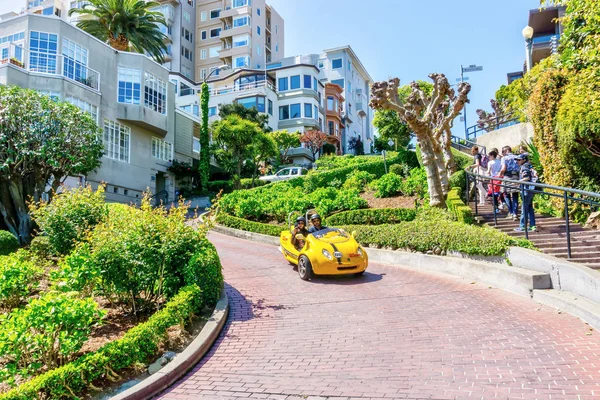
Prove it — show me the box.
[279,212,368,280]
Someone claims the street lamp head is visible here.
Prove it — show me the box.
[522,26,534,40]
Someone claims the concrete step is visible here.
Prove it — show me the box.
[553,255,600,264]
[543,245,600,255]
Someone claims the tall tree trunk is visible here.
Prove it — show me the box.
[0,184,19,239]
[434,150,450,196]
[442,129,456,178]
[108,35,129,52]
[7,179,33,244]
[418,138,445,207]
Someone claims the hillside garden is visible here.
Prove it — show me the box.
[0,186,223,399]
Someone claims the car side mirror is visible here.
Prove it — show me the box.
[295,234,306,241]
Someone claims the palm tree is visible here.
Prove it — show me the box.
[69,0,169,63]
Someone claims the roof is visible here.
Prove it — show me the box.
[322,45,374,83]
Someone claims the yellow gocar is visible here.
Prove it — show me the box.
[279,222,368,281]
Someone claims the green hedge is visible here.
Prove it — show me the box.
[0,285,202,400]
[446,187,474,224]
[207,180,234,193]
[347,220,533,256]
[448,170,467,201]
[326,208,417,226]
[216,213,283,237]
[0,231,19,256]
[240,178,267,189]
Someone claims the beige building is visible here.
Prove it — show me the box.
[195,0,284,81]
[0,13,199,204]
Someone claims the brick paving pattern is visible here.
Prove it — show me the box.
[158,232,600,400]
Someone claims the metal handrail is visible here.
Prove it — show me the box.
[450,135,485,155]
[150,190,169,207]
[465,171,600,259]
[465,114,520,141]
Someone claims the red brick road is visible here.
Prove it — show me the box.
[158,232,600,400]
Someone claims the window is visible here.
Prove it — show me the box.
[233,35,249,47]
[304,103,312,118]
[42,7,53,15]
[181,46,193,61]
[200,68,207,80]
[66,96,98,121]
[201,30,207,40]
[144,72,167,114]
[210,28,221,38]
[209,46,221,58]
[180,104,199,116]
[290,75,300,90]
[103,120,130,162]
[313,77,318,92]
[257,7,260,15]
[233,0,249,7]
[210,8,221,19]
[314,105,318,120]
[332,78,345,88]
[117,67,141,104]
[62,38,88,84]
[152,138,173,161]
[29,31,58,74]
[275,43,278,52]
[257,45,261,56]
[318,60,324,68]
[237,96,265,112]
[181,65,192,79]
[327,96,334,110]
[38,90,60,101]
[208,106,217,116]
[257,26,261,35]
[275,24,278,34]
[278,77,288,91]
[200,49,207,59]
[268,99,273,115]
[279,105,289,120]
[193,137,200,153]
[348,60,351,71]
[233,16,249,27]
[210,66,220,77]
[332,58,343,69]
[183,10,190,23]
[234,56,248,67]
[303,75,312,89]
[290,103,301,119]
[182,28,192,42]
[187,0,193,5]
[328,121,334,135]
[200,11,207,22]
[0,31,25,44]
[28,0,42,6]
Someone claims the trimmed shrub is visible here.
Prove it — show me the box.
[30,186,108,255]
[184,239,223,306]
[208,180,234,193]
[448,170,467,200]
[0,231,19,256]
[240,178,267,189]
[389,164,406,176]
[326,208,417,226]
[342,169,376,192]
[400,167,428,198]
[27,236,54,258]
[50,245,100,297]
[0,292,105,384]
[216,213,283,237]
[0,252,42,310]
[0,286,201,400]
[348,219,533,256]
[370,173,404,198]
[446,187,474,224]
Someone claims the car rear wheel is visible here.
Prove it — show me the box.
[298,255,313,281]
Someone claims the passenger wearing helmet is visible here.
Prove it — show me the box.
[291,216,309,250]
[308,214,328,233]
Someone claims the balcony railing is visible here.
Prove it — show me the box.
[209,80,274,96]
[1,44,100,91]
[532,33,559,45]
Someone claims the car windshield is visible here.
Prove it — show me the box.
[309,228,349,239]
[276,169,290,176]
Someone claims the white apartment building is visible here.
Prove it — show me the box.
[0,14,200,204]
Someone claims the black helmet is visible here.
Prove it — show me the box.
[296,216,306,224]
[310,213,321,221]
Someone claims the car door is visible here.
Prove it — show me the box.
[274,168,290,181]
[289,168,300,179]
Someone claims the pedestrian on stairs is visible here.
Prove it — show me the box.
[500,146,520,221]
[468,146,487,205]
[514,153,538,233]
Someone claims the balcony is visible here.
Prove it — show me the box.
[219,45,250,60]
[220,5,251,19]
[532,33,559,49]
[209,80,275,97]
[220,24,251,39]
[0,44,100,92]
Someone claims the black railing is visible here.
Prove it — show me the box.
[450,135,484,155]
[150,190,169,207]
[466,114,520,141]
[465,171,600,259]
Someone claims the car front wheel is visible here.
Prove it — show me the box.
[298,255,313,281]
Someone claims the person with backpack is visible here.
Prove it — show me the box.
[514,153,538,232]
[467,146,488,205]
[500,146,520,220]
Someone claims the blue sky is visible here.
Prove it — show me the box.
[1,0,541,137]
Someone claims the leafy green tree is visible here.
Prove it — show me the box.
[218,102,271,132]
[211,115,265,189]
[269,130,300,163]
[249,134,278,183]
[69,0,169,63]
[0,86,104,243]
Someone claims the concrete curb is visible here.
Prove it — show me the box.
[213,225,551,298]
[533,289,600,331]
[110,288,229,400]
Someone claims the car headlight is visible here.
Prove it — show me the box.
[322,249,333,260]
[357,247,364,257]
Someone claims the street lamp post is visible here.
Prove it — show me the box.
[199,65,228,193]
[460,64,483,139]
[522,26,534,72]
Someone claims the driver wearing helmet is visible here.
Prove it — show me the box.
[308,213,328,233]
[291,216,309,250]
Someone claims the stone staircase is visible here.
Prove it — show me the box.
[469,201,600,270]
